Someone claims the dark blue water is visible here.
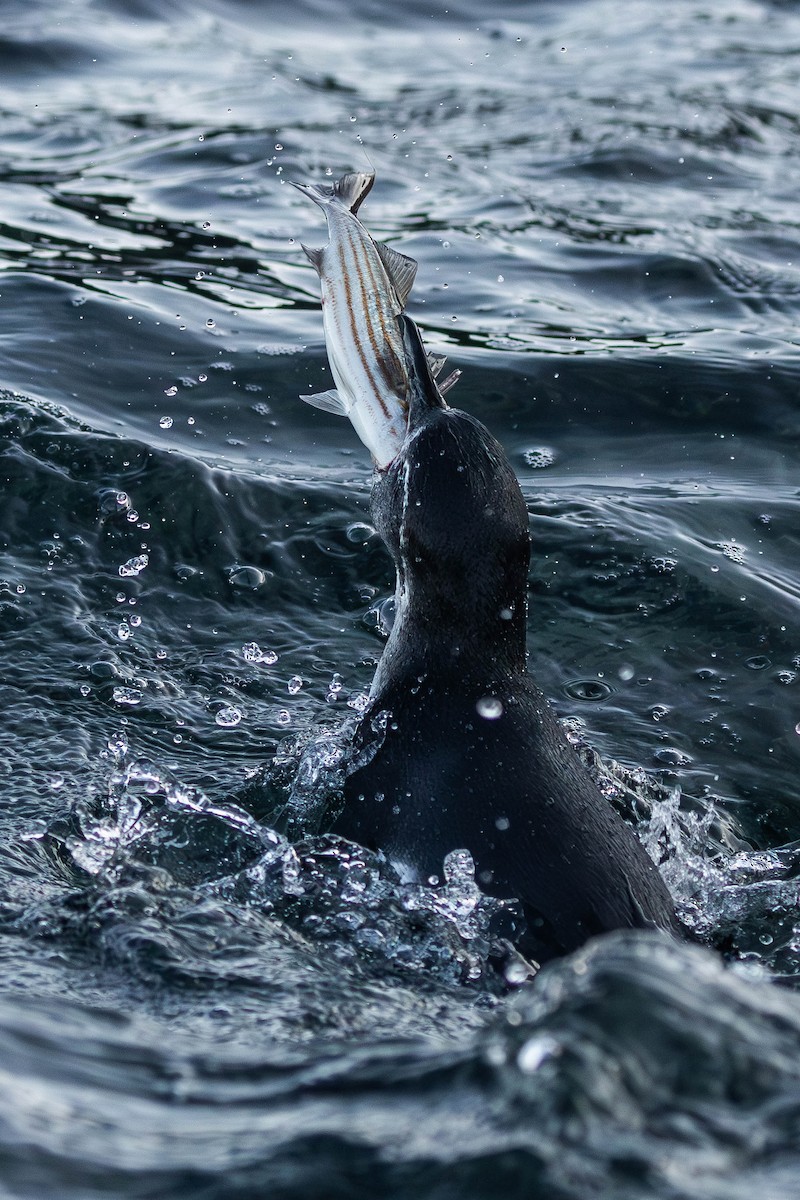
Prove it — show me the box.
[2,1,800,1196]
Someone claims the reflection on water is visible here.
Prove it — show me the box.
[1,1,800,1197]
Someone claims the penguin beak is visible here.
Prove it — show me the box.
[397,314,448,429]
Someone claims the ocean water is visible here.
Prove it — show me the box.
[1,0,800,1196]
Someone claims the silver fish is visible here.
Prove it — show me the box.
[292,171,459,468]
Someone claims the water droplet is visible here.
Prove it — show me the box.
[108,731,129,757]
[112,687,143,706]
[116,623,132,640]
[215,705,242,727]
[517,1035,560,1073]
[276,709,291,726]
[164,386,178,397]
[241,641,278,665]
[198,373,208,383]
[618,664,635,681]
[206,319,216,329]
[495,816,510,831]
[21,820,48,842]
[477,696,503,720]
[160,415,173,429]
[119,554,149,578]
[287,675,303,695]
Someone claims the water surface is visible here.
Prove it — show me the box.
[1,1,799,1197]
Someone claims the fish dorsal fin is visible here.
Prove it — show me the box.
[333,172,375,214]
[301,243,325,274]
[375,240,418,308]
[300,389,350,416]
[426,351,447,379]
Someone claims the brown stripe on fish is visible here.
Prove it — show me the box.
[335,231,391,415]
[347,227,407,410]
[338,227,394,420]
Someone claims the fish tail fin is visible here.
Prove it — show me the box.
[333,171,375,214]
[291,172,375,214]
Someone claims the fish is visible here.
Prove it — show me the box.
[292,171,459,468]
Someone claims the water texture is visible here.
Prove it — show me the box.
[1,0,799,1196]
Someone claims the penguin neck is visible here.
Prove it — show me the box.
[371,555,529,699]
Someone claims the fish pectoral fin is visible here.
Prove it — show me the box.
[300,389,351,416]
[334,172,375,214]
[301,243,325,273]
[438,369,461,396]
[375,240,418,309]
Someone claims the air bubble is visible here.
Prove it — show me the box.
[215,705,242,727]
[564,679,612,702]
[522,446,556,469]
[228,566,265,588]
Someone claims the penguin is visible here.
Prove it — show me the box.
[335,314,680,961]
